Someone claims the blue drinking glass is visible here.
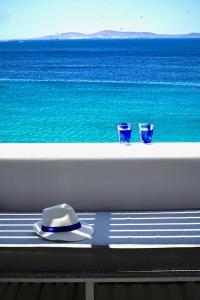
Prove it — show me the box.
[117,123,132,144]
[139,123,154,144]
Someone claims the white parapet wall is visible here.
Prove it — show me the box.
[0,143,199,212]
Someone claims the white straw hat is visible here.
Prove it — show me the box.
[33,203,94,242]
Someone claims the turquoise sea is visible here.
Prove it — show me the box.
[0,39,200,142]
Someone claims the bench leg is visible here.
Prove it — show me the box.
[85,282,94,300]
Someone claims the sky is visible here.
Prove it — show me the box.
[0,0,200,39]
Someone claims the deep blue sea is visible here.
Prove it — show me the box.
[0,39,200,142]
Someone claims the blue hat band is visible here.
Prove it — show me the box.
[41,222,81,233]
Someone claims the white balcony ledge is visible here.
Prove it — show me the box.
[0,143,199,212]
[0,142,200,160]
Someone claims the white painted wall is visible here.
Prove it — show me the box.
[0,143,199,212]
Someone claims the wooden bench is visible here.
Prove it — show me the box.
[1,210,200,299]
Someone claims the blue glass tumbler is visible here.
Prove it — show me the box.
[139,123,154,144]
[117,123,132,144]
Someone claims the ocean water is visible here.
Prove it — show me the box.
[0,39,200,142]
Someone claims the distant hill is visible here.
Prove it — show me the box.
[39,30,200,40]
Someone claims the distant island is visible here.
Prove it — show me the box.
[39,30,200,40]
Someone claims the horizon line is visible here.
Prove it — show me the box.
[1,30,200,41]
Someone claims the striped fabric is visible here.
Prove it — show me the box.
[0,282,84,300]
[1,210,200,248]
[95,282,200,300]
[1,282,200,300]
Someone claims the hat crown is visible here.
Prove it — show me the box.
[42,204,79,227]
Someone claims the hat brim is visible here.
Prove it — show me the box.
[33,221,94,242]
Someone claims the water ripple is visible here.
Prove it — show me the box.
[0,78,200,87]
